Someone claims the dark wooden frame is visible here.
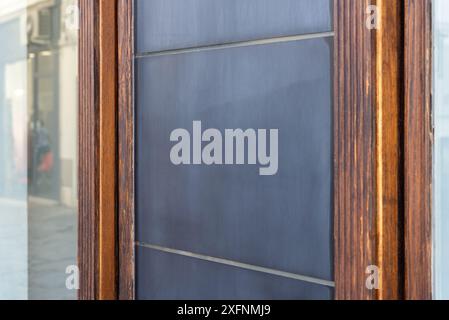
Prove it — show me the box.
[334,0,377,300]
[78,0,434,300]
[117,0,135,300]
[113,0,406,300]
[404,0,433,300]
[79,0,99,300]
[334,0,404,300]
[79,0,118,300]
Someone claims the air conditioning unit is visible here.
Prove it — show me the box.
[27,6,53,45]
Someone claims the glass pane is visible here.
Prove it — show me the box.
[136,0,333,53]
[434,0,449,300]
[0,0,78,300]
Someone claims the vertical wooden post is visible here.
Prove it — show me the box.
[99,0,118,300]
[79,0,118,300]
[334,0,378,300]
[375,0,404,300]
[79,0,100,300]
[404,0,433,300]
[335,0,404,299]
[117,0,135,300]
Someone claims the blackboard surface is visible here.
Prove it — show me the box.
[136,0,333,53]
[136,246,334,300]
[135,0,334,300]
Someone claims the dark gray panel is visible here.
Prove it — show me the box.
[136,0,333,53]
[136,38,333,280]
[136,246,333,300]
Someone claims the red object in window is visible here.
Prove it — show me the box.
[38,152,54,172]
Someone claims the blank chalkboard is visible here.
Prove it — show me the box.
[135,0,334,300]
[136,0,333,53]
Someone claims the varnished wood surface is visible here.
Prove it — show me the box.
[118,0,136,300]
[404,0,433,300]
[79,0,100,300]
[335,0,405,300]
[99,0,118,300]
[79,0,118,300]
[375,0,404,300]
[334,0,378,300]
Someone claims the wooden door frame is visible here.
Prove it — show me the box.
[334,0,403,300]
[78,0,434,300]
[117,0,135,300]
[78,0,118,300]
[404,0,433,300]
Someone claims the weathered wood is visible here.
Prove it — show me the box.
[375,0,404,300]
[335,0,404,300]
[79,0,100,300]
[334,0,378,300]
[79,0,118,300]
[99,0,118,300]
[404,0,433,300]
[118,0,135,300]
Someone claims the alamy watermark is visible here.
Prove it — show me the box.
[65,265,80,291]
[64,4,80,31]
[366,265,380,290]
[170,121,279,176]
[366,5,379,30]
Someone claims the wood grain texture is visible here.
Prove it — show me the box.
[404,0,433,300]
[99,0,118,300]
[79,0,100,300]
[79,0,118,300]
[335,0,404,300]
[118,0,135,300]
[375,0,404,300]
[113,0,409,300]
[334,0,378,300]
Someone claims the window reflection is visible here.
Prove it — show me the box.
[0,0,78,299]
[434,0,449,300]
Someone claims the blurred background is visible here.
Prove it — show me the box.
[0,0,78,299]
[434,0,449,300]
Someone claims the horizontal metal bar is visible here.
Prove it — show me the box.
[136,242,335,288]
[136,31,335,58]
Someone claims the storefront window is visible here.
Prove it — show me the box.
[0,0,78,299]
[433,0,449,300]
